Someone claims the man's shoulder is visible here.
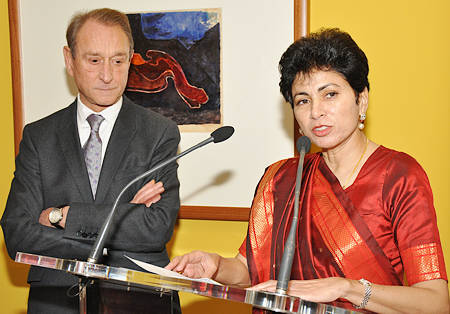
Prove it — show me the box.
[123,98,178,129]
[24,101,76,131]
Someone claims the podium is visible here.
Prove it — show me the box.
[16,252,358,314]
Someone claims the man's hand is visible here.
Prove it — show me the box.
[38,206,70,228]
[131,179,164,207]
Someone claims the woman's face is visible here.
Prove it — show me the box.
[291,69,368,150]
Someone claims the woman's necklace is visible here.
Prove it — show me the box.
[342,137,369,189]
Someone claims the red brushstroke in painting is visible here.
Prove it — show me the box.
[127,50,208,109]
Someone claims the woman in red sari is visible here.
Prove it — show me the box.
[166,29,449,313]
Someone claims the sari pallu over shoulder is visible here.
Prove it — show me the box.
[246,153,402,289]
[242,150,447,312]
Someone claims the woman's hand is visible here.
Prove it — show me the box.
[252,278,449,313]
[166,252,251,287]
[165,250,220,279]
[251,277,349,303]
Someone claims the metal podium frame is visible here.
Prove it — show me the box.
[15,252,359,314]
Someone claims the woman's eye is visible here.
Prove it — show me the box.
[295,99,309,106]
[326,91,337,98]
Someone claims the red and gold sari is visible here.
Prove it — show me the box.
[239,146,447,311]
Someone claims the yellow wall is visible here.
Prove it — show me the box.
[167,220,251,313]
[310,0,450,286]
[0,1,29,313]
[1,1,449,313]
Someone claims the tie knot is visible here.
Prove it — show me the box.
[87,114,105,132]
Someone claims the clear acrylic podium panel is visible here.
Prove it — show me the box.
[16,252,359,314]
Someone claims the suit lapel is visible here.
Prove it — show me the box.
[95,99,137,203]
[57,101,94,203]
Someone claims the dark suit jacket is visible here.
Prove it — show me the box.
[1,97,180,310]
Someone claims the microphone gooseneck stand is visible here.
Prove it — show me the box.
[275,136,311,295]
[87,125,235,264]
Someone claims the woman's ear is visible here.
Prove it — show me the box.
[357,87,369,115]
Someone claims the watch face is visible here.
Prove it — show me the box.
[49,208,63,224]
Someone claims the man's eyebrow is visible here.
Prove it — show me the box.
[83,51,129,57]
[112,52,128,57]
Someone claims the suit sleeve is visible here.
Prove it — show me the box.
[1,125,92,260]
[63,120,181,254]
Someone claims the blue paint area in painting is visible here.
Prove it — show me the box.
[140,11,219,48]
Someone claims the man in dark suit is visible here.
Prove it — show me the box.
[1,8,181,313]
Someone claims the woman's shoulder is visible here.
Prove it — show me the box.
[371,146,425,172]
[368,146,431,193]
[265,153,320,170]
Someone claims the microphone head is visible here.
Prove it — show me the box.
[211,126,234,143]
[296,136,311,153]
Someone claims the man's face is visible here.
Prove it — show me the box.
[63,19,131,112]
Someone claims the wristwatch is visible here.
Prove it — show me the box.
[48,207,64,225]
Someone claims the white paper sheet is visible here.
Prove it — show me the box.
[125,255,223,286]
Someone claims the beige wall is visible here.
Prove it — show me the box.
[18,0,295,209]
[1,1,449,313]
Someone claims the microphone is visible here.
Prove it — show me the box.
[87,126,235,264]
[275,136,311,295]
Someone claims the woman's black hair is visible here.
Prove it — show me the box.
[279,28,370,107]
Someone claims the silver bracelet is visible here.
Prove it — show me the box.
[355,278,372,309]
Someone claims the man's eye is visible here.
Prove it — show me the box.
[113,58,126,65]
[89,58,99,64]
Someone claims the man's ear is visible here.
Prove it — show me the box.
[128,49,134,64]
[63,46,75,77]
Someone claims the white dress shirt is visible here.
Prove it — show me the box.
[77,95,122,165]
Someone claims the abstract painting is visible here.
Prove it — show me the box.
[125,10,221,128]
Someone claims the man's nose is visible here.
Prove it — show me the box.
[99,61,113,83]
